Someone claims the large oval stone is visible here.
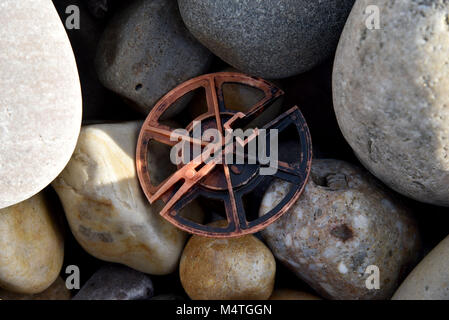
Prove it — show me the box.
[178,0,355,78]
[0,0,82,209]
[333,0,449,206]
[260,159,421,300]
[52,121,203,275]
[180,221,276,300]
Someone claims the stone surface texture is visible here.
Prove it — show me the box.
[392,235,449,300]
[0,277,71,300]
[96,0,212,115]
[0,192,64,294]
[52,121,203,275]
[180,221,276,300]
[0,0,82,209]
[178,0,355,78]
[260,159,421,300]
[269,289,321,300]
[73,264,153,300]
[333,0,449,206]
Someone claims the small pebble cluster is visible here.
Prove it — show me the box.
[1,0,449,300]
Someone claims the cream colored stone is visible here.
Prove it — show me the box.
[180,221,276,300]
[260,159,421,300]
[333,0,449,206]
[392,235,449,300]
[52,121,203,275]
[0,0,82,209]
[0,277,71,300]
[0,192,64,294]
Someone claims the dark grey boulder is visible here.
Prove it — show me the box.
[177,0,354,79]
[96,0,212,115]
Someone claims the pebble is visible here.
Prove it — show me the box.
[52,121,203,275]
[180,221,276,300]
[177,0,355,78]
[0,192,64,294]
[73,264,153,300]
[96,0,212,115]
[392,235,449,300]
[269,289,321,300]
[260,159,421,299]
[0,0,82,209]
[333,0,449,206]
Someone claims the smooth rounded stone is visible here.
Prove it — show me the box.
[392,235,449,300]
[96,0,212,115]
[0,192,64,294]
[179,221,276,300]
[260,159,421,300]
[0,0,82,209]
[73,264,153,300]
[0,277,70,300]
[269,289,321,300]
[177,0,355,79]
[52,121,204,275]
[333,0,449,206]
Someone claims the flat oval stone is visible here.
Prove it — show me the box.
[95,0,212,115]
[0,0,82,209]
[0,192,64,294]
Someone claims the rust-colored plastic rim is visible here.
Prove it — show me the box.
[136,72,312,238]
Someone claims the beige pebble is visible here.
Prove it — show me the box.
[52,121,203,275]
[260,159,421,300]
[180,221,276,300]
[333,0,449,206]
[0,192,64,294]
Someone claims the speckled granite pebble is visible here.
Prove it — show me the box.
[260,159,421,300]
